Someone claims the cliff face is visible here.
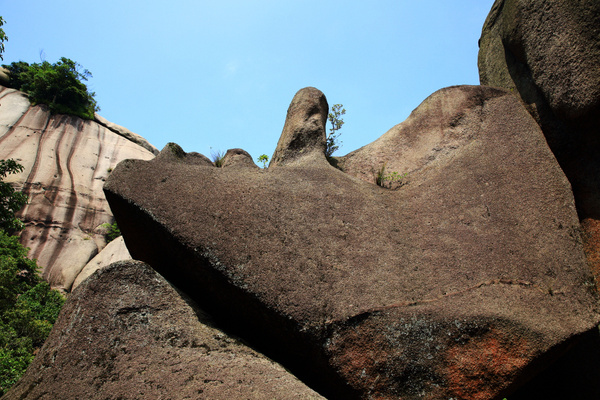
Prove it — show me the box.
[0,85,156,292]
[478,0,600,286]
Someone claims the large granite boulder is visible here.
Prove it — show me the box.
[478,0,600,122]
[0,85,156,291]
[478,0,600,283]
[3,260,324,400]
[104,86,600,399]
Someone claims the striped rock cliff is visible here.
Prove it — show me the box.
[0,85,156,292]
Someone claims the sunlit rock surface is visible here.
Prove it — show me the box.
[72,236,131,290]
[0,85,156,291]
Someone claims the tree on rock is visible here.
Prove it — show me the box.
[0,159,27,235]
[0,17,7,60]
[2,58,99,120]
[327,104,345,157]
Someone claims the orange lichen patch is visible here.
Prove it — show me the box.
[581,218,600,290]
[444,328,530,400]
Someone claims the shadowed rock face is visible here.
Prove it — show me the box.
[478,0,600,285]
[0,85,156,291]
[2,260,324,400]
[104,86,600,399]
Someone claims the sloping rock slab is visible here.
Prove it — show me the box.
[3,260,324,400]
[0,85,156,291]
[71,236,131,290]
[104,86,600,399]
[478,0,600,286]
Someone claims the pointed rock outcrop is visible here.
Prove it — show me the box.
[221,148,259,169]
[3,260,324,400]
[104,85,600,399]
[269,87,329,168]
[0,85,156,291]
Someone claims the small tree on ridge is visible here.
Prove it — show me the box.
[327,104,345,157]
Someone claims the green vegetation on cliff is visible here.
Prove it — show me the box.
[326,104,345,157]
[0,17,7,61]
[0,160,27,235]
[3,58,99,120]
[0,159,65,395]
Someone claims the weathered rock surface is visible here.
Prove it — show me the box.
[478,0,600,284]
[105,86,600,399]
[94,113,159,156]
[221,148,259,169]
[269,87,329,168]
[478,0,600,122]
[3,260,324,400]
[71,236,131,290]
[0,85,156,291]
[156,142,213,166]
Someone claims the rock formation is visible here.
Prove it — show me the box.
[220,148,259,169]
[478,0,600,284]
[3,260,324,400]
[269,87,329,168]
[0,85,156,291]
[71,236,131,290]
[5,3,600,396]
[104,86,600,399]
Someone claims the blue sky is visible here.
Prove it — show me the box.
[1,1,495,161]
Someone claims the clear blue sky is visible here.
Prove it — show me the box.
[1,0,494,161]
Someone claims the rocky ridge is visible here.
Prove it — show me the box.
[3,1,600,398]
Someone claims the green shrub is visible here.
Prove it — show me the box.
[0,158,64,395]
[375,163,407,189]
[0,17,7,61]
[257,154,269,168]
[210,149,225,167]
[3,57,99,120]
[0,230,64,395]
[327,104,345,157]
[101,222,121,243]
[0,160,27,235]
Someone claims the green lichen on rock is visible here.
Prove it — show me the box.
[167,142,186,159]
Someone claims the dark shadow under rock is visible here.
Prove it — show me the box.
[510,327,600,399]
